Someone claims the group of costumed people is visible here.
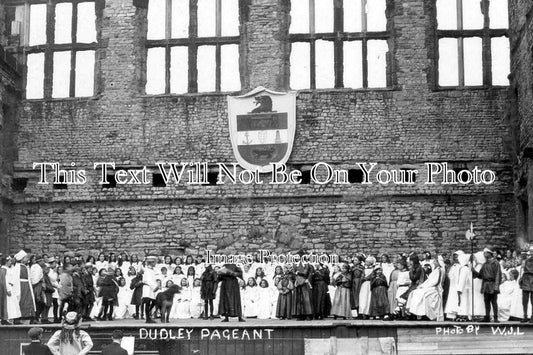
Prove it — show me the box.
[1,246,533,324]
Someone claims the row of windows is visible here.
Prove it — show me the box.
[12,0,509,99]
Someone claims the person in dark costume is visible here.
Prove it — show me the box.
[519,246,533,323]
[200,264,218,320]
[351,255,366,316]
[81,263,95,321]
[217,264,245,322]
[312,262,331,319]
[369,267,390,319]
[473,247,502,323]
[70,263,86,315]
[97,268,119,321]
[276,266,294,319]
[129,269,144,319]
[400,254,425,302]
[292,259,314,320]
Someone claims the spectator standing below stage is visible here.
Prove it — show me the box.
[47,312,93,355]
[101,330,128,355]
[217,263,245,322]
[473,247,502,323]
[24,327,53,355]
[519,246,533,323]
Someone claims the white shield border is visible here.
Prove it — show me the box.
[227,86,297,173]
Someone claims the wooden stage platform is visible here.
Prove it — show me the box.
[1,319,532,354]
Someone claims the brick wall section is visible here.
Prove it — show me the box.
[509,0,533,245]
[5,0,517,256]
[0,44,22,252]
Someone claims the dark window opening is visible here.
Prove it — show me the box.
[299,169,312,184]
[348,169,364,183]
[102,174,117,189]
[207,171,219,186]
[53,175,67,190]
[12,178,28,192]
[152,173,167,187]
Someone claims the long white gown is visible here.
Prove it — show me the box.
[406,267,444,321]
[358,268,374,315]
[243,286,259,318]
[256,286,272,319]
[5,266,21,319]
[444,263,461,318]
[457,256,473,318]
[115,285,134,319]
[190,286,203,318]
[175,287,192,319]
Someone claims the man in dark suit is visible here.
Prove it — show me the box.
[101,330,128,355]
[23,327,52,355]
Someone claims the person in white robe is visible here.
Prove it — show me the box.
[472,251,489,318]
[175,278,192,319]
[142,256,158,323]
[406,259,444,321]
[359,256,376,318]
[190,279,203,318]
[444,250,464,320]
[256,279,273,319]
[497,272,516,321]
[456,253,473,320]
[243,278,259,318]
[380,254,395,285]
[6,257,21,320]
[114,278,134,319]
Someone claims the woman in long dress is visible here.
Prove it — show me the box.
[444,251,464,320]
[276,268,293,319]
[114,277,133,319]
[256,279,273,319]
[359,256,376,319]
[190,278,203,318]
[243,277,259,318]
[387,263,400,316]
[312,263,331,320]
[394,260,411,317]
[350,256,365,316]
[457,253,473,321]
[331,263,352,319]
[217,264,244,322]
[406,260,444,321]
[176,278,192,319]
[369,267,389,319]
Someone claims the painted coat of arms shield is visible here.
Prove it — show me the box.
[227,87,296,173]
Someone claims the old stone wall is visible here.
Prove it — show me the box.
[4,0,516,256]
[509,0,533,245]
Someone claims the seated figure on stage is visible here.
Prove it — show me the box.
[405,259,444,321]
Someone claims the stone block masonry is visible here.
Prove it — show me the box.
[1,0,520,255]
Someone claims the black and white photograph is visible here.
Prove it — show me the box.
[0,0,530,354]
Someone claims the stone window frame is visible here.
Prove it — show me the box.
[288,0,394,90]
[434,0,509,88]
[145,0,241,94]
[6,0,102,100]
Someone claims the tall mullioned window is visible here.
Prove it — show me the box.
[145,0,241,94]
[436,0,510,87]
[13,1,98,99]
[289,0,390,90]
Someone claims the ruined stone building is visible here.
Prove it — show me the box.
[0,0,530,258]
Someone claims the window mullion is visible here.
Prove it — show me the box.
[482,0,492,86]
[70,3,78,97]
[309,0,316,89]
[166,0,172,93]
[189,0,198,93]
[43,1,55,99]
[334,0,343,88]
[215,0,222,91]
[457,0,464,86]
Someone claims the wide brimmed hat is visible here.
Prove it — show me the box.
[46,256,56,263]
[145,255,157,262]
[483,247,494,255]
[62,312,82,329]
